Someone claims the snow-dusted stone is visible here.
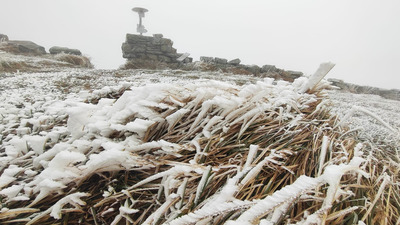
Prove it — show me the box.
[200,56,214,63]
[287,70,303,79]
[246,64,261,74]
[153,33,163,40]
[0,40,46,55]
[261,64,277,73]
[214,57,228,64]
[228,58,241,65]
[49,46,82,56]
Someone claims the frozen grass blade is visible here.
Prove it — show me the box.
[361,173,390,222]
[142,193,180,225]
[194,165,212,206]
[299,62,335,93]
[232,175,321,224]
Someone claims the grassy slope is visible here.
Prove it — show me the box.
[0,69,399,224]
[0,51,93,73]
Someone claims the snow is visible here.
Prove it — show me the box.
[126,118,155,138]
[0,185,24,199]
[23,135,47,155]
[0,165,23,188]
[7,136,28,158]
[50,192,90,219]
[328,91,400,149]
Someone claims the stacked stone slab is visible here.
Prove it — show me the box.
[122,33,192,64]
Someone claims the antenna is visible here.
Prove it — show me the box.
[132,7,149,35]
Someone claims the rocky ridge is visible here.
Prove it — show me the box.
[121,33,303,82]
[0,34,92,72]
[329,78,400,101]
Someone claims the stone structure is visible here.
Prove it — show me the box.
[49,46,82,56]
[196,55,301,80]
[121,33,302,81]
[0,40,46,55]
[122,33,192,65]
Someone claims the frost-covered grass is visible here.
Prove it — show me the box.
[0,68,399,224]
[329,91,400,152]
[0,51,93,73]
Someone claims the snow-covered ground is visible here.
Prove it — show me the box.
[2,69,398,147]
[0,68,399,224]
[328,91,400,150]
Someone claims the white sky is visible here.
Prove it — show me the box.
[1,0,400,90]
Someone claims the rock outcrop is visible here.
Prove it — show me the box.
[0,34,9,42]
[329,79,400,101]
[120,33,302,81]
[0,40,46,55]
[194,56,302,81]
[0,35,92,72]
[122,33,192,67]
[228,58,241,65]
[49,46,82,56]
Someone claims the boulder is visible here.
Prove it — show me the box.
[0,40,46,55]
[49,46,82,56]
[214,57,228,64]
[246,65,261,74]
[200,56,214,63]
[261,64,277,73]
[228,58,241,65]
[0,34,9,42]
[286,70,303,79]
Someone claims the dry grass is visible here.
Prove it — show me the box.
[0,77,398,224]
[0,51,93,73]
[54,54,93,68]
[0,61,32,72]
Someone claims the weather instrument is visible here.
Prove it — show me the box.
[132,7,148,35]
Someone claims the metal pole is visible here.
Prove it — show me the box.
[132,7,148,35]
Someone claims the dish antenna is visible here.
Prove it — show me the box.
[132,7,148,35]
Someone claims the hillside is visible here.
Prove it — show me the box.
[0,36,93,73]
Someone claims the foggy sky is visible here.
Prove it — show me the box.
[1,0,399,89]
